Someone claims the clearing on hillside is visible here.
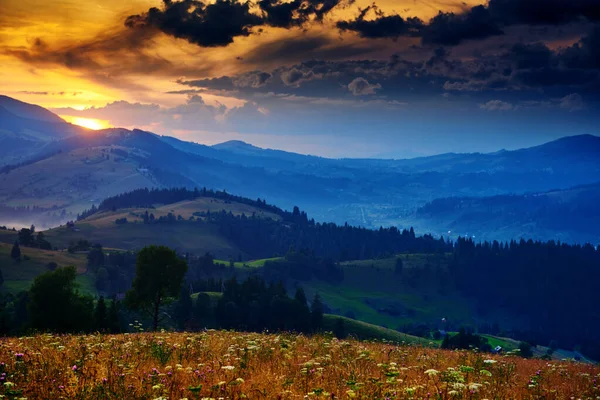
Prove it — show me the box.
[44,197,280,259]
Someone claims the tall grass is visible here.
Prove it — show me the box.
[0,331,597,399]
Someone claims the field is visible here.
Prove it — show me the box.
[0,331,597,400]
[214,257,282,268]
[0,242,93,294]
[308,254,474,330]
[44,197,281,259]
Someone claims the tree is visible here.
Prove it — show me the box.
[519,341,534,358]
[125,246,188,331]
[107,297,121,333]
[0,269,3,288]
[293,287,310,332]
[394,258,404,275]
[28,266,94,332]
[94,296,108,332]
[174,285,193,330]
[11,242,21,260]
[333,317,346,339]
[310,293,324,332]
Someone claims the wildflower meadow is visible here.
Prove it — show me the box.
[0,331,598,399]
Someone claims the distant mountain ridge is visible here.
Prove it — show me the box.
[1,94,600,243]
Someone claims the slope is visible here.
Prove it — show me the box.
[0,242,93,294]
[415,181,600,243]
[44,197,281,259]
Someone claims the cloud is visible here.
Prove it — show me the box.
[335,0,600,47]
[559,93,585,111]
[258,0,352,29]
[479,99,514,111]
[347,77,381,95]
[281,68,321,87]
[421,6,503,46]
[125,0,349,48]
[336,5,423,39]
[487,0,600,26]
[559,25,600,69]
[125,0,263,48]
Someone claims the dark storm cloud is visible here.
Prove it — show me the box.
[336,0,600,46]
[125,0,263,47]
[560,25,600,69]
[421,6,503,46]
[258,0,352,28]
[486,0,600,26]
[125,0,350,48]
[336,5,423,39]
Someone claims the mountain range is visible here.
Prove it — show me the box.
[1,94,599,244]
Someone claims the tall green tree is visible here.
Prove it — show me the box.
[125,246,188,331]
[310,293,324,332]
[94,296,108,332]
[174,285,193,330]
[28,266,93,332]
[10,241,20,260]
[108,297,121,333]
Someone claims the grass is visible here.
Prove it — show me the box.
[44,197,281,259]
[0,242,94,295]
[213,257,283,268]
[323,314,431,345]
[0,331,597,399]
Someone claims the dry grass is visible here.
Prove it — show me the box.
[0,331,598,399]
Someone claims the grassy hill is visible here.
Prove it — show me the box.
[322,314,432,345]
[0,146,158,229]
[0,242,93,294]
[44,197,280,259]
[304,253,474,330]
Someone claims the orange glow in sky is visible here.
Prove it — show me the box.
[61,115,112,130]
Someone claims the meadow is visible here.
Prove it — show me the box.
[0,331,597,400]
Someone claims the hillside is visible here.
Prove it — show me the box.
[3,96,600,236]
[44,196,281,258]
[415,181,600,243]
[0,241,92,294]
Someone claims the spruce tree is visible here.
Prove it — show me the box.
[94,296,108,332]
[11,241,21,260]
[310,293,324,332]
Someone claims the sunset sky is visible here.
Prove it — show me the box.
[1,0,599,157]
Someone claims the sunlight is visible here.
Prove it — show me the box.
[60,115,112,130]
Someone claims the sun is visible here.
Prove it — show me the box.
[60,115,112,130]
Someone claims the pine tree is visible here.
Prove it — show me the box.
[174,286,193,330]
[94,296,108,332]
[11,241,21,260]
[394,258,404,275]
[310,293,324,332]
[107,298,121,333]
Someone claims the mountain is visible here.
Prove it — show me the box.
[415,181,600,244]
[0,96,86,166]
[2,95,600,242]
[0,95,65,123]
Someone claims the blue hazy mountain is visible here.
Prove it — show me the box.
[1,94,600,243]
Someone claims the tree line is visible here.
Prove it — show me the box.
[449,237,600,359]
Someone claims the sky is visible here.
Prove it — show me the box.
[1,0,599,157]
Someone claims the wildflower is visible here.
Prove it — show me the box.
[71,365,78,372]
[221,365,235,371]
[425,369,439,376]
[483,359,497,364]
